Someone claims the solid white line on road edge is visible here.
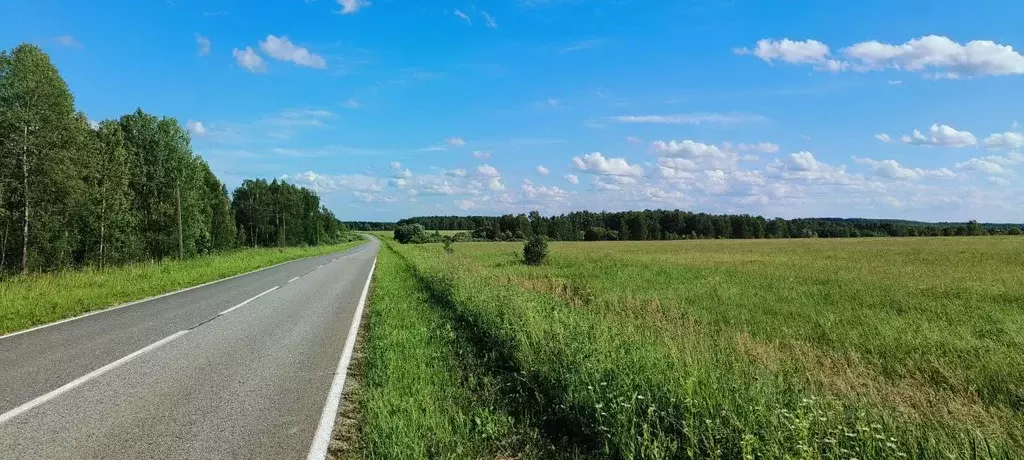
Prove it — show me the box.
[218,286,280,316]
[288,276,301,283]
[0,248,356,341]
[306,257,377,460]
[0,330,189,425]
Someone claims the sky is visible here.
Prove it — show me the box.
[3,0,1024,222]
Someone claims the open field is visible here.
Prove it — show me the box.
[366,236,1024,459]
[0,239,365,335]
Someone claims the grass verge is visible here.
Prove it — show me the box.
[0,239,365,335]
[354,239,553,459]
[389,237,1022,459]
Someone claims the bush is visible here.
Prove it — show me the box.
[523,235,548,266]
[442,235,454,254]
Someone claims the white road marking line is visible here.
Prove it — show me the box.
[288,276,301,283]
[306,257,377,460]
[0,330,189,424]
[218,286,279,316]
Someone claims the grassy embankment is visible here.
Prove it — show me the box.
[0,239,365,335]
[365,236,1022,459]
[351,239,556,459]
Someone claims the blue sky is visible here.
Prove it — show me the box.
[4,0,1024,222]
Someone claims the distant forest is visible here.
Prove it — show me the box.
[0,44,347,274]
[348,210,1023,242]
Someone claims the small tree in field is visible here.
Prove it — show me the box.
[523,235,548,266]
[442,235,454,254]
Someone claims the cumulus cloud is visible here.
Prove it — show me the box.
[477,164,500,177]
[446,168,467,177]
[982,132,1024,149]
[186,120,206,136]
[651,139,738,171]
[472,150,491,159]
[853,157,956,180]
[956,152,1024,175]
[281,171,384,193]
[337,0,370,14]
[390,161,412,179]
[742,35,1024,78]
[767,151,863,185]
[564,174,579,185]
[572,152,644,177]
[613,113,765,124]
[521,182,567,202]
[536,165,550,176]
[259,35,326,69]
[734,38,846,71]
[195,34,211,56]
[875,133,892,143]
[233,47,266,73]
[899,124,977,147]
[448,137,466,146]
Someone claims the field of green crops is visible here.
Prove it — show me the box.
[357,236,1024,459]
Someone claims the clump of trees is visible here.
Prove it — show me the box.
[395,211,1021,243]
[523,235,548,266]
[0,44,347,275]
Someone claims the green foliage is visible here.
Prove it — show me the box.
[522,235,548,266]
[442,235,454,254]
[384,236,1024,459]
[0,43,347,275]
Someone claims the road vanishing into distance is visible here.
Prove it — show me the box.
[0,238,379,460]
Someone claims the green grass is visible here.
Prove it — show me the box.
[378,236,1023,459]
[356,239,550,459]
[0,239,365,335]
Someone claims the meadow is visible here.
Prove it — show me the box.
[358,236,1023,459]
[0,239,365,335]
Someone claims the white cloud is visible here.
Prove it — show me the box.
[343,99,361,109]
[487,177,505,191]
[988,177,1012,186]
[613,113,765,124]
[572,152,644,177]
[899,124,977,147]
[536,164,550,176]
[447,137,466,146]
[853,157,956,180]
[564,174,579,185]
[742,35,1024,78]
[186,120,207,136]
[477,164,500,177]
[888,80,903,86]
[457,199,475,210]
[446,169,467,177]
[767,151,866,186]
[337,0,369,14]
[472,150,491,159]
[651,139,738,171]
[736,38,830,64]
[625,136,643,144]
[454,9,472,24]
[737,142,779,153]
[875,133,892,143]
[956,158,1008,175]
[232,47,266,73]
[642,186,690,204]
[982,132,1024,149]
[390,161,412,179]
[1013,121,1020,129]
[281,171,385,193]
[259,35,326,69]
[195,34,211,56]
[521,182,567,202]
[55,35,82,48]
[843,35,1024,77]
[482,11,497,28]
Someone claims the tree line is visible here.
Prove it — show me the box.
[0,44,346,274]
[391,210,1021,243]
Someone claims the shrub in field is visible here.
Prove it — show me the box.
[442,236,454,254]
[523,236,548,265]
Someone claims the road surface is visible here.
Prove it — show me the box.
[0,238,379,459]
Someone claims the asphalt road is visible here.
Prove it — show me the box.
[0,237,379,459]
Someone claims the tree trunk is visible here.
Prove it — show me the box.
[21,125,29,274]
[1,219,9,271]
[282,213,286,247]
[99,195,106,270]
[176,180,183,259]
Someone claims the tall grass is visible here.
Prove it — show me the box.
[356,242,552,459]
[0,240,365,335]
[386,237,1023,459]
